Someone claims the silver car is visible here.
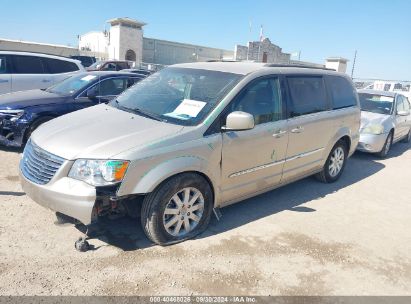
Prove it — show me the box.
[19,62,360,249]
[357,89,411,157]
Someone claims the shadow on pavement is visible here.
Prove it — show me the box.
[198,148,388,240]
[80,143,405,251]
[76,216,153,252]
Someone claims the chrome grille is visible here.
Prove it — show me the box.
[21,140,65,185]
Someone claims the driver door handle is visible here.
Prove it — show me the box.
[291,126,304,133]
[272,130,287,138]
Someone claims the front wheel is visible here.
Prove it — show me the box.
[141,173,213,246]
[316,140,347,183]
[377,132,393,158]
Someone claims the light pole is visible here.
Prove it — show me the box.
[351,50,357,78]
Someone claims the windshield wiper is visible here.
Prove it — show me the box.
[112,100,165,122]
[132,107,165,122]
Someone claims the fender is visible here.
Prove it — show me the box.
[117,155,220,201]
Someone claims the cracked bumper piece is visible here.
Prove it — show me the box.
[0,119,27,147]
[19,170,97,225]
[357,133,388,153]
[0,134,23,147]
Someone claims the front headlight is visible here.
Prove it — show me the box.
[361,124,385,135]
[68,159,129,186]
[0,109,25,121]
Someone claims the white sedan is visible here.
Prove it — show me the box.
[357,89,411,157]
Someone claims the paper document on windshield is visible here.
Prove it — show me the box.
[81,75,97,82]
[164,99,207,120]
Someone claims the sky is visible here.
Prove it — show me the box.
[1,0,410,80]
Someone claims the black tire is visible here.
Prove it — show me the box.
[24,116,54,145]
[141,173,213,246]
[315,140,347,183]
[401,129,411,144]
[377,131,393,158]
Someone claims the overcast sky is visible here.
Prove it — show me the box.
[1,0,410,80]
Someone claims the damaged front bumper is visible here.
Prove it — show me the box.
[0,117,28,147]
[19,162,98,225]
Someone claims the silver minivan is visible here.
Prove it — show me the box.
[19,62,360,249]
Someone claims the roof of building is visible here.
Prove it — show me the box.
[0,38,76,50]
[107,17,147,27]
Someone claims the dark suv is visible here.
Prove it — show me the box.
[69,55,97,67]
[0,71,144,147]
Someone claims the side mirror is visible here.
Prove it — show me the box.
[86,87,98,100]
[222,111,255,131]
[397,110,409,116]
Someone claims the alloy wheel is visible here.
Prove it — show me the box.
[163,187,205,237]
[328,147,345,177]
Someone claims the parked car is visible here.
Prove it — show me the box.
[87,60,131,71]
[0,71,144,147]
[0,51,84,95]
[357,89,411,157]
[69,55,97,68]
[19,62,360,250]
[121,68,152,76]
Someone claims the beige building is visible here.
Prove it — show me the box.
[234,38,291,63]
[0,17,348,74]
[78,17,233,65]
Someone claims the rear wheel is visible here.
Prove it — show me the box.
[316,140,347,183]
[141,173,213,246]
[377,131,393,158]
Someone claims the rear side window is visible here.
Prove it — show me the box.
[328,76,357,109]
[287,76,328,117]
[12,55,45,74]
[43,58,79,73]
[0,56,7,73]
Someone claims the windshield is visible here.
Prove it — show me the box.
[112,67,243,126]
[359,93,394,115]
[88,61,103,70]
[46,74,98,95]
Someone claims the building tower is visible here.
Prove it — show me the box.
[107,17,146,64]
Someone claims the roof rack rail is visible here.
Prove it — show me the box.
[264,63,334,71]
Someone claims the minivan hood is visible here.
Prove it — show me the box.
[0,89,67,109]
[31,104,184,160]
[360,111,391,128]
